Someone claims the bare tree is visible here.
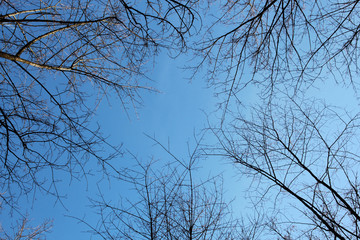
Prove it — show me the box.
[76,139,255,240]
[0,217,52,240]
[194,0,360,114]
[0,0,198,208]
[211,95,360,239]
[195,1,360,238]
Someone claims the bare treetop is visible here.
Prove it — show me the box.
[212,96,360,239]
[196,0,360,103]
[0,0,199,209]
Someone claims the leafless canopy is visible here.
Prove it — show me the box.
[200,1,360,238]
[0,0,198,208]
[196,0,360,106]
[80,141,249,240]
[0,217,52,240]
[212,96,360,239]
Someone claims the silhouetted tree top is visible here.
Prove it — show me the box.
[195,0,360,109]
[76,138,259,240]
[0,0,199,208]
[211,95,360,239]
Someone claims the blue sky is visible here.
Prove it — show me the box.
[3,2,360,239]
[2,43,356,240]
[1,40,357,240]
